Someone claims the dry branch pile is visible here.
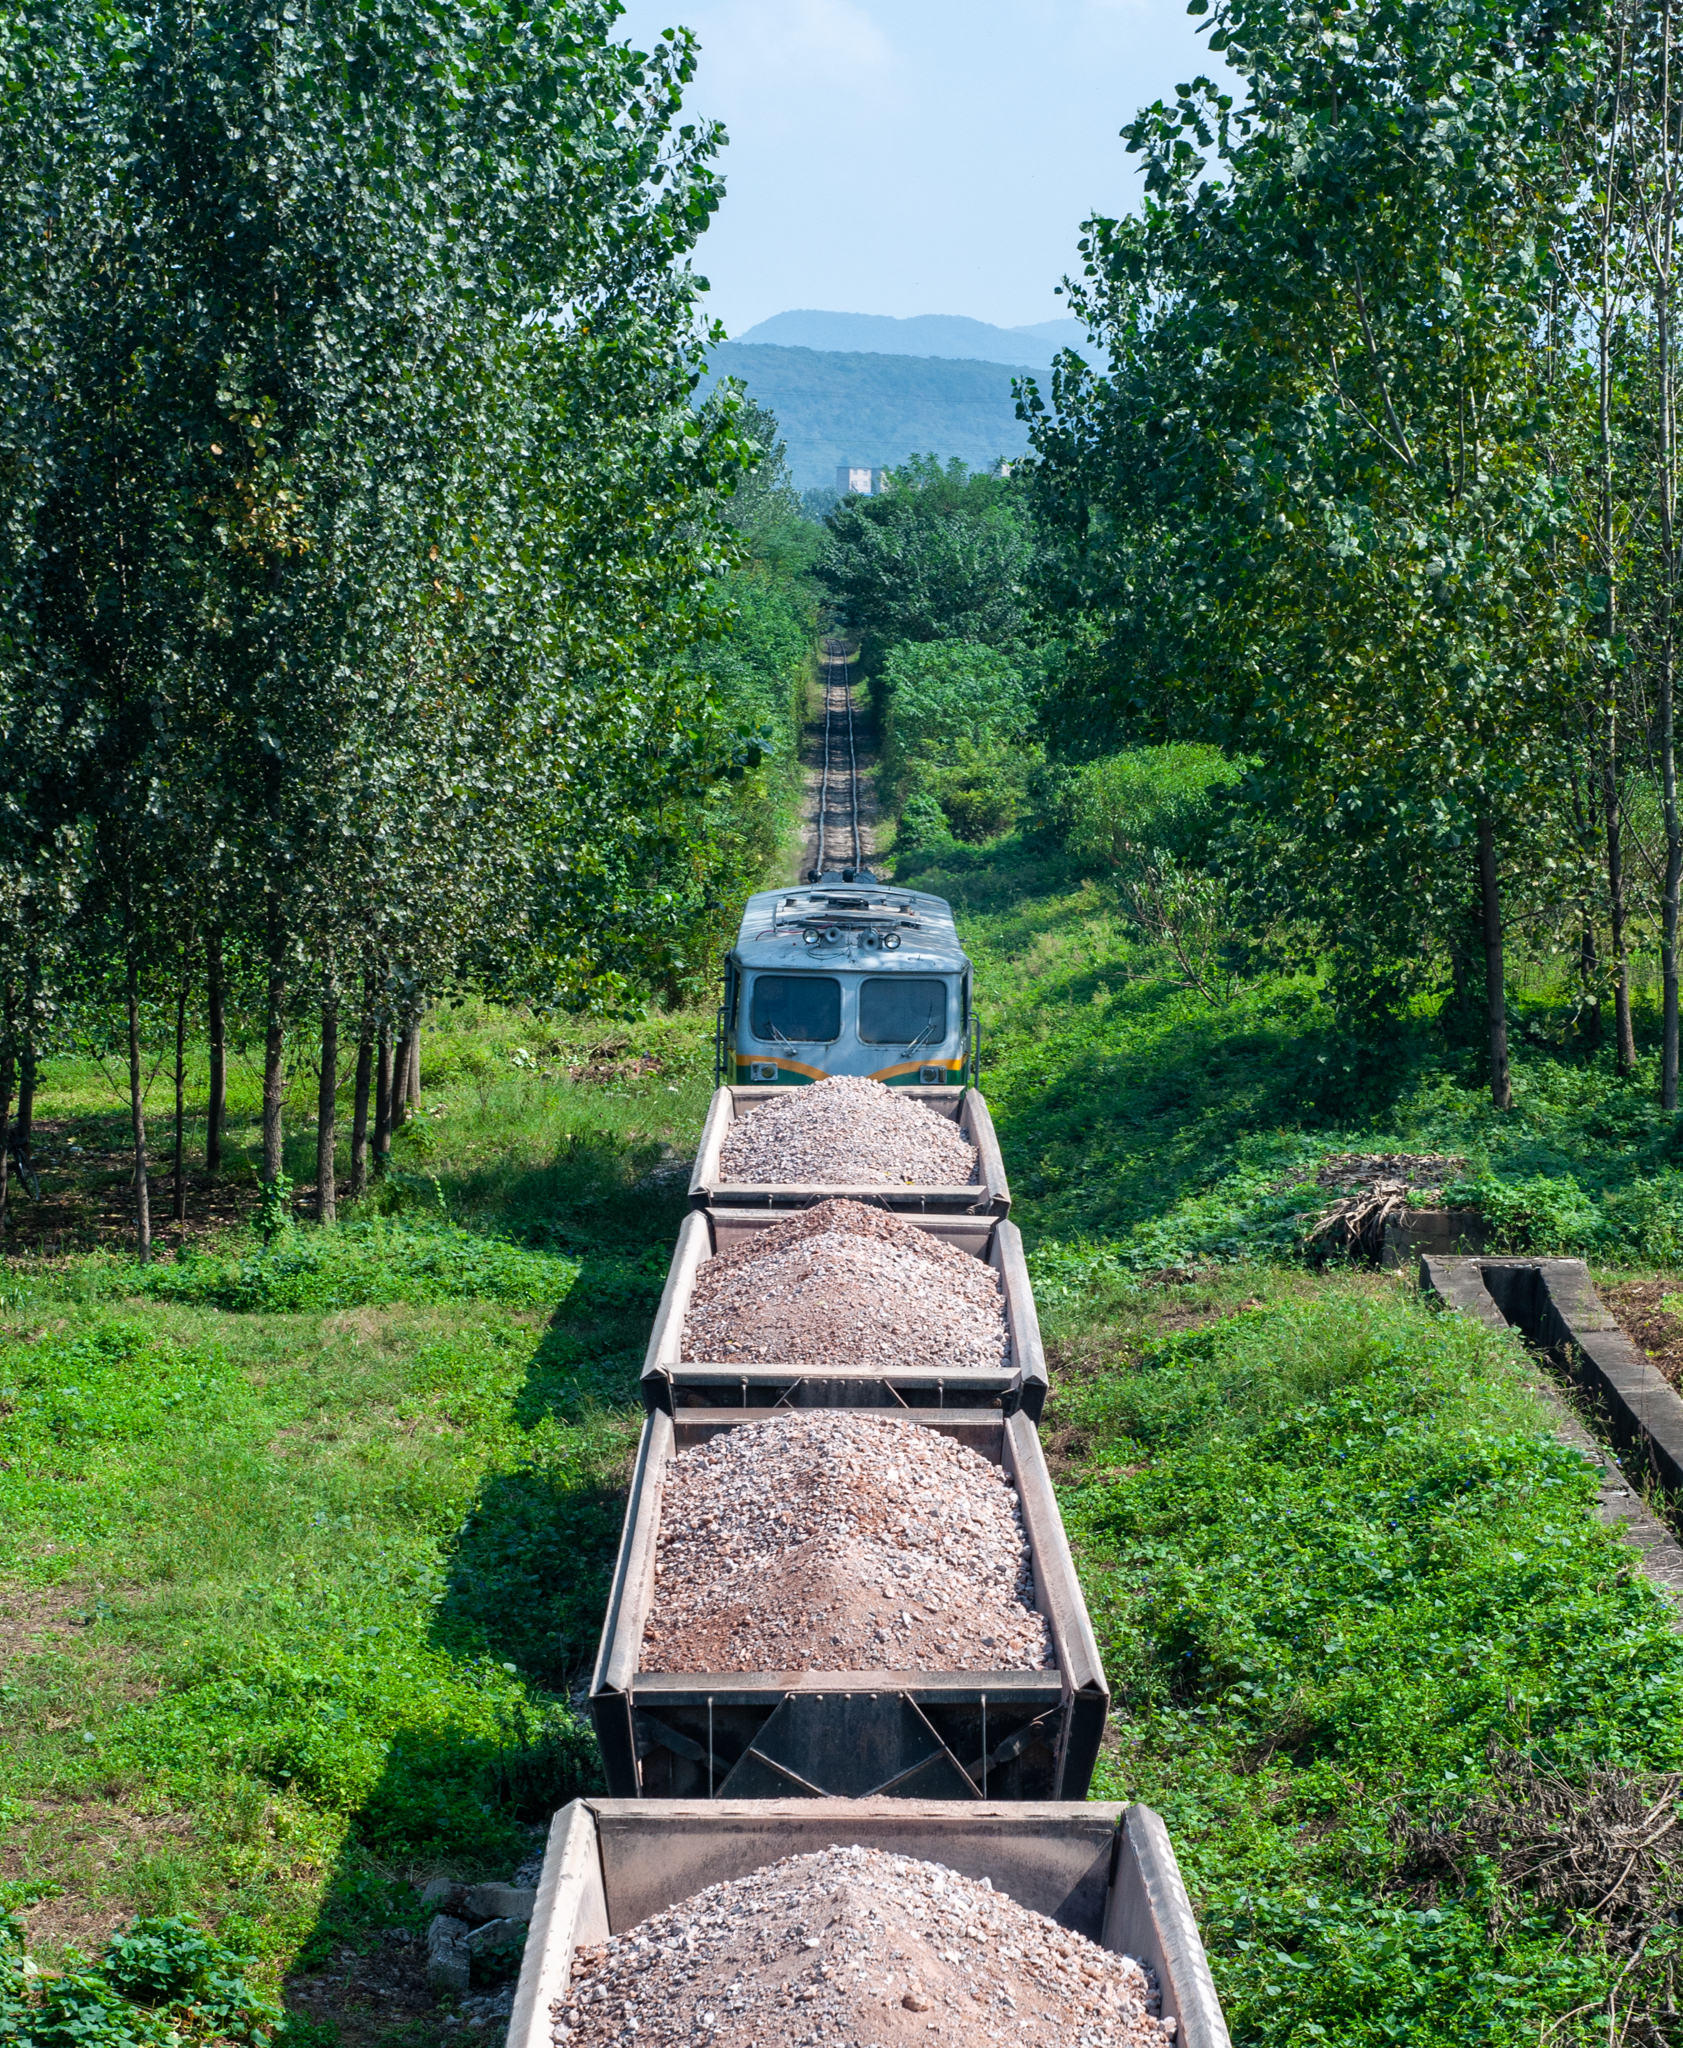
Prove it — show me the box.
[1306,1151,1467,1260]
[1397,1749,1683,2041]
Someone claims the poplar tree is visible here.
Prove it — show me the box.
[0,0,753,1237]
[1026,0,1594,1103]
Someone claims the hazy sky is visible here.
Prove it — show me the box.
[612,0,1224,336]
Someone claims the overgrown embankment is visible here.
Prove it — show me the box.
[5,839,1683,2047]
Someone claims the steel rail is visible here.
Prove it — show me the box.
[814,638,861,876]
[815,644,833,875]
[813,639,862,878]
[844,645,861,870]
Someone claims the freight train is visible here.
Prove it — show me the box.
[498,925,1234,2048]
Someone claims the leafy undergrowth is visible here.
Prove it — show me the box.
[898,833,1683,1266]
[0,1100,680,2022]
[127,1219,584,1314]
[0,1911,278,2048]
[1049,1274,1683,2045]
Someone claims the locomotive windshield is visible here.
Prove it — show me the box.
[858,976,948,1045]
[748,974,841,1043]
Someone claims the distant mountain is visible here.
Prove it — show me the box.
[700,342,1038,491]
[1010,318,1092,350]
[731,310,1091,374]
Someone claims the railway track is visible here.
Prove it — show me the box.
[812,637,863,877]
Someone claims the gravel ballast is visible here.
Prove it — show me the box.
[719,1075,978,1187]
[681,1200,1008,1373]
[638,1414,1054,1674]
[550,1845,1171,2046]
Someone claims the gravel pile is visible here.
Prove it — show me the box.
[638,1414,1054,1674]
[681,1200,1008,1373]
[551,1845,1171,2046]
[720,1075,978,1187]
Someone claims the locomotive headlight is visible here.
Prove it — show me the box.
[883,932,901,950]
[804,930,819,947]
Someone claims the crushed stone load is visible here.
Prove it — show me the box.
[551,1844,1171,2047]
[639,1413,1054,1674]
[681,1199,1008,1372]
[719,1074,978,1187]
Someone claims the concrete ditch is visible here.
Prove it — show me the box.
[1421,1255,1683,1609]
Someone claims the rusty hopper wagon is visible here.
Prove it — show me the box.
[689,1082,1010,1215]
[507,1798,1234,2048]
[641,1207,1048,1420]
[589,1407,1107,1802]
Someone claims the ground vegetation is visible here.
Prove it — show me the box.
[7,870,1683,2046]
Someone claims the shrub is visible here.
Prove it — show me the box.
[1064,743,1243,869]
[935,742,1032,843]
[133,1219,579,1314]
[0,1910,279,2048]
[893,789,951,850]
[879,641,1038,767]
[878,642,1042,847]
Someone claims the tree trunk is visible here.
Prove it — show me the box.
[127,955,152,1261]
[173,974,187,1226]
[374,1019,393,1174]
[1664,629,1682,1111]
[391,1020,414,1130]
[16,1031,35,1173]
[408,1022,421,1106]
[0,991,13,1240]
[1478,817,1512,1111]
[262,908,286,1188]
[1658,0,1682,1110]
[316,999,338,1224]
[1449,922,1478,1026]
[1595,31,1638,1079]
[1606,745,1637,1072]
[350,991,374,1200]
[206,928,227,1171]
[1581,916,1603,1049]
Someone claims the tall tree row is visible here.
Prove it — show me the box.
[0,0,763,1248]
[1024,0,1683,1107]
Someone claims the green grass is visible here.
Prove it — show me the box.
[0,1001,711,2036]
[5,842,1683,2047]
[128,1221,589,1315]
[898,833,1683,1265]
[1039,1269,1683,2043]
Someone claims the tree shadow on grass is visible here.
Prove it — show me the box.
[279,1161,677,2047]
[439,1130,693,1257]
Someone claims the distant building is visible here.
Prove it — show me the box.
[836,464,888,497]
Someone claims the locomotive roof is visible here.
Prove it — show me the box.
[731,875,969,974]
